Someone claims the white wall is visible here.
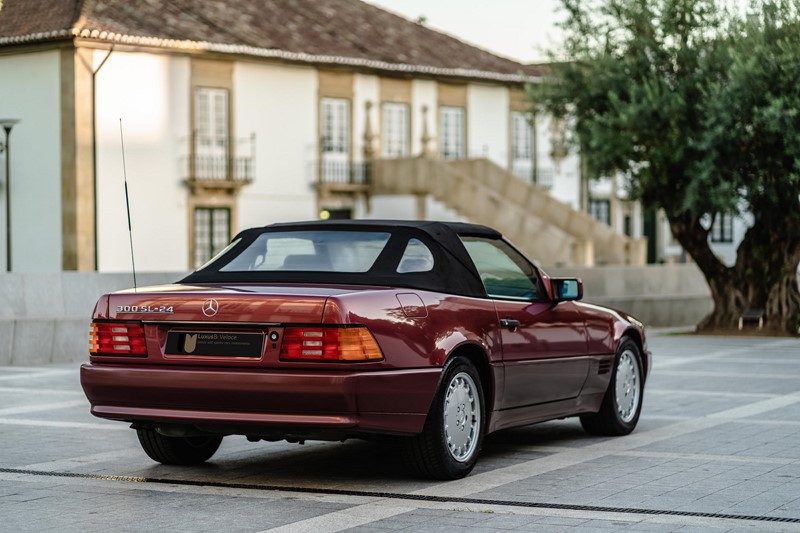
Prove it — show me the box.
[467,84,508,166]
[235,62,318,227]
[95,51,190,272]
[536,114,581,209]
[0,51,62,272]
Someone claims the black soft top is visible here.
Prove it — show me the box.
[180,220,501,298]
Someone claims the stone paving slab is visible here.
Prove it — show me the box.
[1,333,800,532]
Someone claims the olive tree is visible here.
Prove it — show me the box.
[533,0,800,334]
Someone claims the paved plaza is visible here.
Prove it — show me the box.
[1,333,800,532]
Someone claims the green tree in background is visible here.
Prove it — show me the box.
[533,0,800,334]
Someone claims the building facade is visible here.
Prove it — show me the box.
[0,0,658,273]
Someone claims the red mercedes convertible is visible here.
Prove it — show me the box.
[80,221,650,479]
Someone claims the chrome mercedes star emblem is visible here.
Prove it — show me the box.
[202,298,219,317]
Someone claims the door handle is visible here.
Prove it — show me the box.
[500,318,520,329]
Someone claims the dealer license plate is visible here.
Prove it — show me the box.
[165,331,264,358]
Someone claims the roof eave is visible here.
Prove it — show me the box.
[0,29,541,84]
[0,28,76,45]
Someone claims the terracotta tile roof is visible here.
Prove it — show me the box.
[0,0,535,82]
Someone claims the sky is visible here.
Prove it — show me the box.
[365,0,566,64]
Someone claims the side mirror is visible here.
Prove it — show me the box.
[551,278,583,301]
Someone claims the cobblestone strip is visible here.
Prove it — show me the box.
[0,400,86,416]
[655,339,797,368]
[21,449,144,471]
[260,502,418,533]
[0,386,83,395]
[0,369,74,381]
[0,418,128,430]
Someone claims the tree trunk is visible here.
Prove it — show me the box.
[733,210,800,335]
[766,261,800,334]
[760,233,800,335]
[669,212,800,336]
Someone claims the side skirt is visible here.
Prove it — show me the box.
[486,392,605,434]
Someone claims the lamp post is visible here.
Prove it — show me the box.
[0,119,20,272]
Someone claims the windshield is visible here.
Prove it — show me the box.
[219,231,391,273]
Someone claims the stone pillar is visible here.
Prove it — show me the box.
[362,100,375,161]
[583,239,595,267]
[415,193,427,221]
[420,105,433,158]
[362,100,376,192]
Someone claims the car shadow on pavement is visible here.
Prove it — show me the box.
[130,419,597,488]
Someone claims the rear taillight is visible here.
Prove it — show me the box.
[90,322,147,356]
[279,327,383,362]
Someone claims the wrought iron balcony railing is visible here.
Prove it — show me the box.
[316,159,371,186]
[183,134,255,189]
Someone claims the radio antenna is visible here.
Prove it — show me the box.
[119,118,138,292]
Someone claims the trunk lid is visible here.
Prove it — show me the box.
[94,283,389,369]
[105,283,352,323]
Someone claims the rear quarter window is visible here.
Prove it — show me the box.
[397,238,435,273]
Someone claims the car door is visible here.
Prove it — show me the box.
[460,236,590,410]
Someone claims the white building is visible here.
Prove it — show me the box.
[0,0,656,273]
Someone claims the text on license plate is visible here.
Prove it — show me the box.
[165,331,263,358]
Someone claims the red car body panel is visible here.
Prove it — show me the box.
[80,221,650,443]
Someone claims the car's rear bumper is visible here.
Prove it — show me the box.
[80,363,441,436]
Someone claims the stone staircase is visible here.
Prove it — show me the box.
[371,157,646,266]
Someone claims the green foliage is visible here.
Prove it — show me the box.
[532,0,800,223]
[533,0,800,333]
[701,2,800,221]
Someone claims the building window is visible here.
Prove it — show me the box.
[194,207,231,268]
[440,106,465,160]
[510,111,534,180]
[321,97,349,154]
[320,97,351,183]
[710,213,734,243]
[588,199,611,225]
[194,87,229,179]
[382,102,410,158]
[511,111,533,160]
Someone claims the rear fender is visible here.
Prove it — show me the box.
[93,294,110,320]
[432,333,493,367]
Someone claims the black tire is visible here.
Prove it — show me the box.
[136,428,223,465]
[581,338,644,436]
[402,358,485,480]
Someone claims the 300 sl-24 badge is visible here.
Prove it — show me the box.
[116,305,174,314]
